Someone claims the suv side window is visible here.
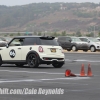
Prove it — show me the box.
[58,37,65,42]
[23,38,37,45]
[84,38,88,42]
[79,38,83,41]
[59,37,66,42]
[80,38,88,42]
[66,37,71,42]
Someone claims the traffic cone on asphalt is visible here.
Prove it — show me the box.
[80,64,86,77]
[70,72,77,77]
[65,69,76,77]
[65,69,71,77]
[87,64,93,77]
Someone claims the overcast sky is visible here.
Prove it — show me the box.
[0,0,100,6]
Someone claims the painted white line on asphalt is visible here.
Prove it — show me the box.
[0,70,47,73]
[0,77,90,84]
[40,77,90,81]
[0,79,41,83]
[74,59,100,62]
[0,70,96,76]
[0,70,64,74]
[40,81,88,85]
[41,72,65,75]
[65,59,100,62]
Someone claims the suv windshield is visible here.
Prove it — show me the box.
[40,38,59,46]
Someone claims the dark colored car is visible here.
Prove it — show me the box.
[57,36,89,51]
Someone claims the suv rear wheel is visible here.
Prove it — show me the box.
[72,46,78,51]
[52,63,63,68]
[27,53,39,68]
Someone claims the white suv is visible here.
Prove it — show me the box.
[0,36,65,68]
[79,37,100,52]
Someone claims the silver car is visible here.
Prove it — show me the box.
[79,37,100,52]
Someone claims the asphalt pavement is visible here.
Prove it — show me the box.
[0,53,100,100]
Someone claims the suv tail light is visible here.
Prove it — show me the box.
[38,46,44,52]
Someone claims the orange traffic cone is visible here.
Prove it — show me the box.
[65,69,76,77]
[70,73,77,77]
[80,64,86,77]
[87,64,93,77]
[65,69,71,77]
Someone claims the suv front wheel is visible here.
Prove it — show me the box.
[52,62,63,68]
[90,46,96,52]
[27,53,39,68]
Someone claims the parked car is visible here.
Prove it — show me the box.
[96,37,100,41]
[79,37,100,52]
[0,37,12,43]
[4,37,12,43]
[0,36,65,68]
[57,36,89,51]
[0,37,6,42]
[0,38,7,47]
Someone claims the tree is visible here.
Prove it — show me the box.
[86,34,91,37]
[4,33,8,37]
[98,31,100,37]
[90,32,94,37]
[76,31,82,37]
[86,32,94,37]
[52,32,57,37]
[34,31,37,35]
[17,32,21,36]
[38,32,42,36]
[62,31,66,36]
[10,33,13,37]
[72,33,76,36]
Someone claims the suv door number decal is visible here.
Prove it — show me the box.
[9,49,16,58]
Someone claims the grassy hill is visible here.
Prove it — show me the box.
[0,3,100,35]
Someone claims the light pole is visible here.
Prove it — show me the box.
[94,26,95,37]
